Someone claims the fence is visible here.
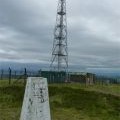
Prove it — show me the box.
[0,68,29,85]
[40,71,66,83]
[0,68,67,84]
[0,68,120,85]
[95,76,120,84]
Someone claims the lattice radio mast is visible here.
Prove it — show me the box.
[50,0,68,72]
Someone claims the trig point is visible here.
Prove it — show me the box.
[20,77,51,120]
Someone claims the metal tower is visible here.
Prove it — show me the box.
[50,0,68,72]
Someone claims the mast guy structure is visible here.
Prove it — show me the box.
[50,0,68,73]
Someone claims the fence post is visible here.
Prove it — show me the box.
[9,67,12,85]
[14,71,17,79]
[1,69,4,80]
[39,69,42,77]
[24,68,27,85]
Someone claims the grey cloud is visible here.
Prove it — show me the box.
[0,0,120,71]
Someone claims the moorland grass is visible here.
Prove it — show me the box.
[0,80,120,120]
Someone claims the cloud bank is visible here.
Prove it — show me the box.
[0,0,120,71]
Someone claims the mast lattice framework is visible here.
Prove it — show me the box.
[50,0,68,72]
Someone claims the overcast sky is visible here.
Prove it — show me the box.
[0,0,120,71]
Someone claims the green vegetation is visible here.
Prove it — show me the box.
[0,80,120,120]
[0,81,24,120]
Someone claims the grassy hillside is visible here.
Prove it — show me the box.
[0,80,120,120]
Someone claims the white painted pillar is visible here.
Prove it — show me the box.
[20,77,51,120]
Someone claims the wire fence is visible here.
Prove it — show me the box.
[95,76,120,85]
[0,68,120,85]
[0,68,39,85]
[0,68,66,84]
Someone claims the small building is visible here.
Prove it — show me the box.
[69,72,96,85]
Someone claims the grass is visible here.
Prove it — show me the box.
[0,80,120,120]
[55,83,120,96]
[0,80,24,120]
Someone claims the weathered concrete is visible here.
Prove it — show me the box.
[20,77,51,120]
